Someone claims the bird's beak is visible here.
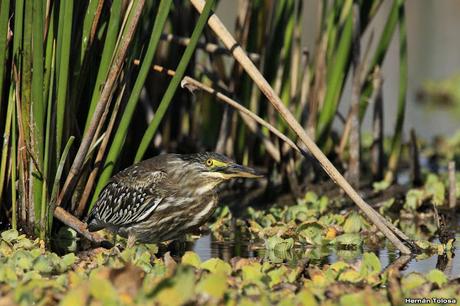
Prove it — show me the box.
[222,163,264,179]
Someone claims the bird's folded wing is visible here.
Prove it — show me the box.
[95,170,176,226]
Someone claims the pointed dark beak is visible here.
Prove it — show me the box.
[223,163,264,179]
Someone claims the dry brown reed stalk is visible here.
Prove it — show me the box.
[306,34,327,139]
[190,0,412,254]
[161,33,260,62]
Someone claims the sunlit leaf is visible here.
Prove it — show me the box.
[182,251,202,268]
[196,272,228,299]
[200,258,232,275]
[426,269,447,287]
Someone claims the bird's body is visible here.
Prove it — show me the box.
[87,153,260,245]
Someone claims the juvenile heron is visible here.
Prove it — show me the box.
[87,152,261,246]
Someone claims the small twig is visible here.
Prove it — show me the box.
[160,33,260,62]
[190,0,412,254]
[54,207,104,243]
[448,161,456,209]
[89,0,105,46]
[181,76,299,155]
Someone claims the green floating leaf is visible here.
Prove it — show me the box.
[343,212,363,233]
[405,189,425,211]
[60,286,89,306]
[333,233,363,247]
[1,229,19,243]
[425,174,445,206]
[360,252,381,276]
[267,266,288,288]
[33,256,53,274]
[200,258,232,276]
[241,262,264,283]
[339,290,386,306]
[154,266,196,306]
[89,269,119,305]
[182,251,202,268]
[61,253,76,270]
[297,221,326,245]
[401,273,427,292]
[328,261,350,274]
[373,180,391,192]
[338,269,362,283]
[196,272,228,299]
[414,240,434,251]
[13,250,34,271]
[379,198,396,215]
[265,236,294,252]
[426,269,448,287]
[295,289,318,306]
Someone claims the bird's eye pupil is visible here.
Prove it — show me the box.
[206,159,213,166]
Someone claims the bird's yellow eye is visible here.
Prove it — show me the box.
[206,159,213,167]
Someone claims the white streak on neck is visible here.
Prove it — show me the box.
[190,198,216,226]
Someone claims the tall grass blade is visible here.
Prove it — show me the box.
[0,0,10,112]
[316,0,353,145]
[55,0,73,160]
[32,0,46,235]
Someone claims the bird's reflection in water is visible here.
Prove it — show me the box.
[162,222,460,280]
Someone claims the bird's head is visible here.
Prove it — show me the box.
[176,152,263,184]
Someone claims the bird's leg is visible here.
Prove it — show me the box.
[127,233,137,248]
[109,230,123,255]
[112,231,118,246]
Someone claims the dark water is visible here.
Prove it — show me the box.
[190,232,460,279]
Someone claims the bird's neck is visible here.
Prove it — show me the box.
[194,180,221,196]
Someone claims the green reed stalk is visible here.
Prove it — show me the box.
[11,88,17,230]
[48,137,75,231]
[135,0,216,162]
[55,0,73,161]
[0,90,14,207]
[41,43,55,239]
[316,0,353,144]
[0,0,10,113]
[10,0,24,230]
[32,0,46,235]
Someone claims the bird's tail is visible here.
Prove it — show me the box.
[86,210,104,232]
